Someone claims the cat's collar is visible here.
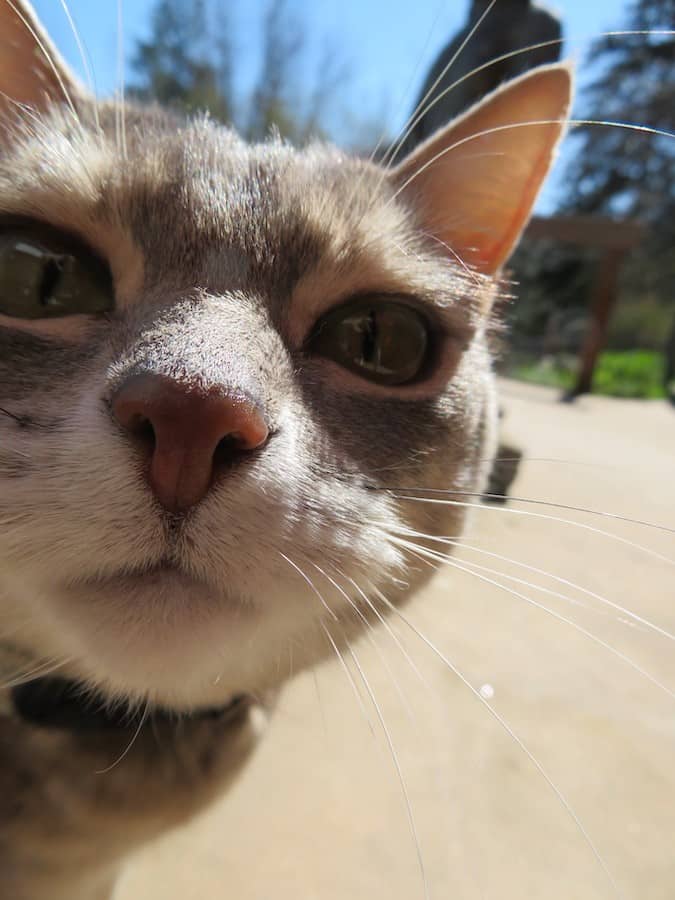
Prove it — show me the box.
[5,676,250,733]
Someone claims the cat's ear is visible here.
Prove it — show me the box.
[391,64,573,275]
[0,0,86,127]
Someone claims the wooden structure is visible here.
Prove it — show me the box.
[523,214,644,399]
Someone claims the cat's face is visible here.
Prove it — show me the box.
[0,0,570,712]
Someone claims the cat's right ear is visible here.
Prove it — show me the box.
[390,64,573,276]
[0,0,86,130]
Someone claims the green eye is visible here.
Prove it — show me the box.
[307,298,431,386]
[0,224,113,319]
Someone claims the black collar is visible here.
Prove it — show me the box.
[10,677,244,732]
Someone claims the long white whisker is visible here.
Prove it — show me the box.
[95,700,149,775]
[372,590,623,898]
[313,564,417,724]
[340,2,447,217]
[342,634,430,900]
[390,494,675,567]
[58,0,100,134]
[390,529,675,640]
[276,555,375,734]
[5,0,81,125]
[1,655,74,691]
[391,535,675,702]
[384,0,498,172]
[334,567,430,690]
[385,30,674,169]
[116,0,127,159]
[389,118,674,208]
[320,621,376,738]
[388,529,675,641]
[278,552,339,621]
[385,487,675,535]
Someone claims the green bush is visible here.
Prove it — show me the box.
[508,351,667,399]
[593,351,666,399]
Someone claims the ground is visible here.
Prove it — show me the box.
[115,379,675,900]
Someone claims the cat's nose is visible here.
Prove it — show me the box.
[111,374,269,513]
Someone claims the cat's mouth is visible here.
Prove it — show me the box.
[49,555,268,710]
[76,560,216,593]
[66,559,250,616]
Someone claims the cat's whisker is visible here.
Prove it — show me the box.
[313,563,418,724]
[342,634,430,900]
[380,486,675,535]
[289,557,425,885]
[279,554,377,735]
[361,4,445,171]
[387,522,675,640]
[357,0,500,243]
[4,0,81,127]
[339,3,449,225]
[390,527,592,612]
[370,587,623,899]
[384,29,674,171]
[95,700,150,775]
[389,493,675,567]
[420,230,484,284]
[1,654,74,691]
[0,91,44,131]
[332,564,430,691]
[58,0,100,135]
[116,0,127,160]
[380,0,498,177]
[278,551,339,621]
[310,666,329,738]
[320,620,376,739]
[390,534,675,702]
[0,446,31,460]
[388,118,674,210]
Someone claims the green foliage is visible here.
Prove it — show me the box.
[592,351,666,399]
[510,356,575,391]
[608,293,675,351]
[510,351,668,399]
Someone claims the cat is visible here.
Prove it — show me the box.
[0,1,579,898]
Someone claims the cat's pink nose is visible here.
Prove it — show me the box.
[111,374,269,513]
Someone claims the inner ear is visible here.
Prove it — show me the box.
[390,64,573,275]
[0,0,86,124]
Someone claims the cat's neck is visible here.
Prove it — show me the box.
[5,862,118,900]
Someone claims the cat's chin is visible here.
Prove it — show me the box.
[30,563,319,712]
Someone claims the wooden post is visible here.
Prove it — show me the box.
[565,248,624,399]
[523,215,643,402]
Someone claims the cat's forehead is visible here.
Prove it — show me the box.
[0,102,419,301]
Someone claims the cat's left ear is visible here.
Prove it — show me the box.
[0,0,86,126]
[391,63,573,275]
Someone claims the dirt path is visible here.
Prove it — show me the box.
[116,380,675,900]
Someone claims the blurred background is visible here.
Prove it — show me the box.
[33,0,674,403]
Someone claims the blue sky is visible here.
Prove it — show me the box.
[32,0,634,211]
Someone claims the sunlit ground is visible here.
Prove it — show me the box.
[115,379,675,900]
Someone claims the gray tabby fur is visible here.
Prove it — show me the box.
[0,3,569,897]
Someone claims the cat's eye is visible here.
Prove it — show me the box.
[0,224,113,319]
[307,298,431,385]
